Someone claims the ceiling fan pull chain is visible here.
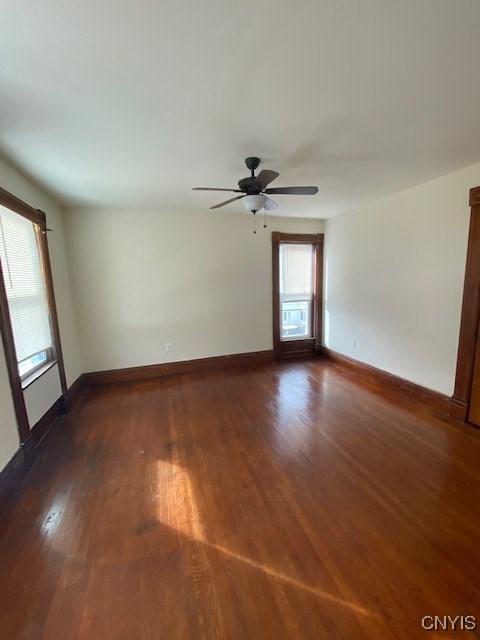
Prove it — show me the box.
[263,209,267,229]
[252,212,256,234]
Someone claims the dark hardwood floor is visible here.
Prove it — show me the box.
[1,358,480,639]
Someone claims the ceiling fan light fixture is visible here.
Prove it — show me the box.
[192,157,318,216]
[242,194,266,213]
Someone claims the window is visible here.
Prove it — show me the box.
[279,243,313,340]
[272,232,323,357]
[0,205,53,380]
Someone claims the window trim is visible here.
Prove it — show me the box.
[21,358,58,391]
[272,232,324,358]
[0,186,67,442]
[19,347,54,382]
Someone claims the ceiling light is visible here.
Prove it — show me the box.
[242,194,266,213]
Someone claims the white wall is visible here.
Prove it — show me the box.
[324,162,480,396]
[0,348,19,470]
[23,364,63,427]
[3,154,475,471]
[65,209,324,372]
[0,157,83,469]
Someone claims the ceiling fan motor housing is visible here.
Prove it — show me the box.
[192,155,318,211]
[238,176,263,194]
[239,157,262,193]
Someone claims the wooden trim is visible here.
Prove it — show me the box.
[276,338,315,358]
[271,232,323,244]
[450,395,468,418]
[0,446,28,509]
[0,189,69,441]
[313,236,324,350]
[0,186,44,226]
[454,186,480,406]
[272,232,324,358]
[21,359,57,390]
[36,211,68,399]
[469,185,480,207]
[65,373,86,407]
[0,396,64,508]
[0,258,29,441]
[0,354,279,501]
[85,350,275,385]
[22,396,64,457]
[321,347,467,419]
[272,237,281,353]
[1,372,85,506]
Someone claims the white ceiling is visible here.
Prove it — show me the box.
[1,0,480,218]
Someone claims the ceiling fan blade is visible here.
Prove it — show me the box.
[210,195,245,210]
[193,187,242,192]
[264,186,319,195]
[264,197,278,211]
[256,170,279,190]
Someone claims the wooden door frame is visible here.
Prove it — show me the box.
[0,186,68,442]
[453,185,480,418]
[272,232,324,358]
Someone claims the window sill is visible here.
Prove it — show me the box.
[280,337,314,343]
[21,360,57,390]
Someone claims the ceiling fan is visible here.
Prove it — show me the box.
[193,157,318,233]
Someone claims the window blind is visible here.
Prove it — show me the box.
[279,243,313,301]
[0,205,52,363]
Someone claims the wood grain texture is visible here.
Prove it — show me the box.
[1,358,480,639]
[23,396,65,451]
[0,397,64,508]
[0,190,68,441]
[468,331,480,424]
[313,235,324,351]
[36,211,68,398]
[0,186,44,226]
[0,257,29,441]
[65,373,87,407]
[84,349,274,385]
[470,185,480,207]
[321,347,466,419]
[454,186,480,404]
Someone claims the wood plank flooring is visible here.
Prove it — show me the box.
[1,358,480,639]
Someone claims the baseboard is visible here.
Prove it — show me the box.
[22,396,64,459]
[1,351,275,496]
[450,395,469,419]
[319,346,467,420]
[0,396,64,507]
[274,338,317,359]
[84,349,275,385]
[64,373,86,408]
[0,372,87,504]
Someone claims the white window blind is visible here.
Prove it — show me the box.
[0,205,52,363]
[279,244,313,301]
[279,243,314,340]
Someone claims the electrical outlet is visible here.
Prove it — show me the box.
[165,343,173,352]
[352,340,358,348]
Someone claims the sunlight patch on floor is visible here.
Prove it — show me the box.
[155,459,206,542]
[154,460,375,618]
[208,541,376,618]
